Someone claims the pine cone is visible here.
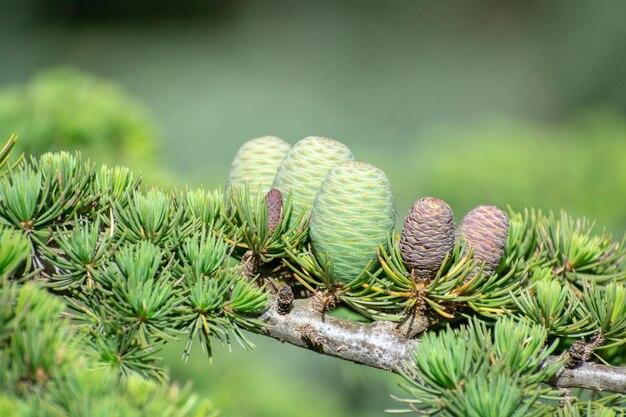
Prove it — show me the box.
[456,205,509,274]
[227,136,291,195]
[265,189,283,234]
[272,136,355,225]
[309,161,396,283]
[400,197,455,281]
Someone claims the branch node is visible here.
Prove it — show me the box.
[298,324,324,352]
[565,333,605,369]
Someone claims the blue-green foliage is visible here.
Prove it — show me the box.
[394,318,625,417]
[0,148,271,416]
[0,280,218,417]
[0,136,623,417]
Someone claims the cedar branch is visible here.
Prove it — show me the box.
[258,295,626,394]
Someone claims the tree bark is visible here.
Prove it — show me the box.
[258,295,626,394]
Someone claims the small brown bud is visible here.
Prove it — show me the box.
[265,188,283,235]
[565,334,605,369]
[276,285,294,315]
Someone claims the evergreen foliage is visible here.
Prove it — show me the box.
[0,68,158,167]
[392,318,625,416]
[0,251,217,416]
[0,135,624,416]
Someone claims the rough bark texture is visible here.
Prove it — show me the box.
[548,362,626,393]
[260,296,422,372]
[258,295,626,394]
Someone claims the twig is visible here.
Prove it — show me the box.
[258,295,626,394]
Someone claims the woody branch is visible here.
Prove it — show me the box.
[258,294,626,394]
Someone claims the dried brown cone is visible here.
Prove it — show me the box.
[400,197,455,281]
[265,188,283,235]
[456,205,509,275]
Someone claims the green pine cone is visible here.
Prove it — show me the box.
[272,136,355,224]
[400,197,455,281]
[310,161,396,283]
[456,205,509,274]
[227,136,291,195]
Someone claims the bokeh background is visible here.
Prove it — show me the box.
[1,1,625,416]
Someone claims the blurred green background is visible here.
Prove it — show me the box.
[0,1,624,416]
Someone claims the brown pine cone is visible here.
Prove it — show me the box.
[265,189,283,234]
[456,205,509,274]
[400,197,455,281]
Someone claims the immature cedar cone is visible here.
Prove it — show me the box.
[272,136,355,225]
[310,162,396,283]
[265,189,283,234]
[456,205,509,274]
[400,197,455,281]
[227,136,291,195]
